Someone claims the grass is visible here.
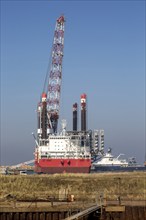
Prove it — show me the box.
[0,172,145,202]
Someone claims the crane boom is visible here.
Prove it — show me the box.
[37,16,65,140]
[47,15,65,133]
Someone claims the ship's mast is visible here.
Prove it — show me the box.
[37,16,65,140]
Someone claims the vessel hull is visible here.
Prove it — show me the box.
[91,165,146,172]
[35,158,91,174]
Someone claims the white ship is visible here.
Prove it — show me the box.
[91,148,145,172]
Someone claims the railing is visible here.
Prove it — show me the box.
[64,205,101,220]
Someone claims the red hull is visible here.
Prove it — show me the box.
[35,158,91,174]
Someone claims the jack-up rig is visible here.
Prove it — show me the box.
[34,16,104,174]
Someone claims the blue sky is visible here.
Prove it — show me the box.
[1,0,145,165]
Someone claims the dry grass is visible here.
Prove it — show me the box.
[0,172,145,202]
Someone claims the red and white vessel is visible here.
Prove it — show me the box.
[34,16,91,174]
[35,119,91,174]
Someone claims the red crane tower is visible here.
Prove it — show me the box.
[37,16,65,139]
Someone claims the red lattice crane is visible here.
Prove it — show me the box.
[37,16,65,139]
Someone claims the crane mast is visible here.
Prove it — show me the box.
[37,16,65,141]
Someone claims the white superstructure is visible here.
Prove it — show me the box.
[37,131,91,160]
